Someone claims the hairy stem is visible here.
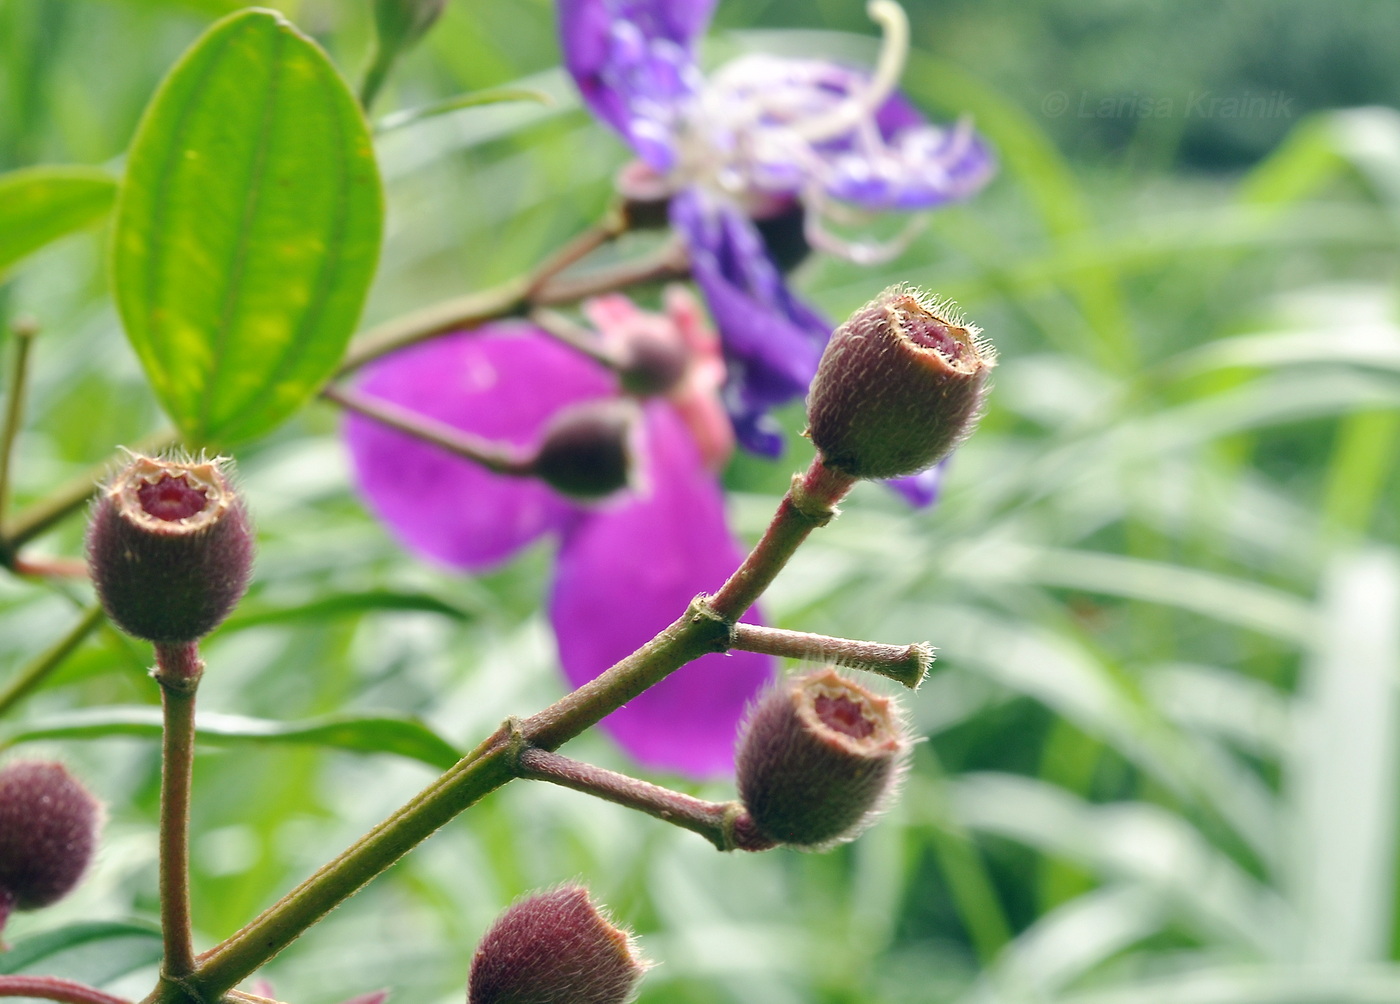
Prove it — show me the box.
[0,977,131,1004]
[0,604,105,719]
[321,385,535,476]
[728,623,932,689]
[708,456,856,621]
[153,642,204,980]
[518,746,775,851]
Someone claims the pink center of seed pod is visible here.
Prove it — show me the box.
[137,474,209,522]
[897,298,968,362]
[814,694,877,739]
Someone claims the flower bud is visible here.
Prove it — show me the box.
[806,285,994,481]
[0,761,102,934]
[531,401,638,500]
[468,885,648,1004]
[617,331,689,397]
[86,454,254,643]
[735,668,909,849]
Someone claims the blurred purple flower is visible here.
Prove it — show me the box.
[344,293,772,779]
[558,0,994,476]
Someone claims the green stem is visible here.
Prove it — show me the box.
[321,385,534,477]
[153,642,203,980]
[358,43,396,111]
[0,604,105,719]
[728,623,932,689]
[0,319,38,540]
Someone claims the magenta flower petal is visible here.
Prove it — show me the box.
[557,0,714,171]
[550,401,774,778]
[344,324,617,570]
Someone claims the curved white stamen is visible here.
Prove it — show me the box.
[793,0,910,144]
[803,188,927,265]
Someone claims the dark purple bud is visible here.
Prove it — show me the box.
[0,761,102,934]
[531,401,638,500]
[618,330,689,397]
[85,454,254,644]
[736,668,909,849]
[806,285,994,481]
[468,885,648,1004]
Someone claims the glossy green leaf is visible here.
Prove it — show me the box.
[2,707,461,769]
[0,166,117,278]
[222,588,473,630]
[0,921,162,979]
[111,9,382,447]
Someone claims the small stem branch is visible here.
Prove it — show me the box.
[338,279,531,376]
[708,456,856,622]
[532,238,690,306]
[524,215,626,301]
[0,319,38,536]
[518,746,774,851]
[153,642,204,980]
[728,624,932,689]
[0,604,105,719]
[3,428,178,551]
[0,976,132,1004]
[358,43,395,111]
[529,307,626,371]
[321,385,535,477]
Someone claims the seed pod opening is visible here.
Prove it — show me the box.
[806,285,994,481]
[468,885,648,1004]
[86,454,254,643]
[0,761,102,933]
[736,668,909,849]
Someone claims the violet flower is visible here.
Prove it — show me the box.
[344,291,771,778]
[558,0,995,484]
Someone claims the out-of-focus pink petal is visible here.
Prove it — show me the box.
[344,324,617,571]
[550,402,773,778]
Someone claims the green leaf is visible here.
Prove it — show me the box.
[2,707,461,769]
[222,588,474,631]
[0,166,117,279]
[0,921,162,981]
[111,9,383,448]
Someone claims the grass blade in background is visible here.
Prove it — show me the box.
[0,166,116,279]
[110,9,382,448]
[1,707,461,769]
[1285,550,1400,967]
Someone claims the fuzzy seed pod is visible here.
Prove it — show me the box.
[0,761,102,933]
[531,400,638,500]
[806,285,994,480]
[86,454,254,643]
[735,668,909,849]
[468,885,648,1004]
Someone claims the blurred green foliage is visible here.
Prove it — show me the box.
[2,2,1400,1004]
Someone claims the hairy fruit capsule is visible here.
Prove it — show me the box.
[86,454,254,643]
[736,668,909,849]
[0,761,102,934]
[531,400,638,500]
[468,885,648,1004]
[806,285,993,480]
